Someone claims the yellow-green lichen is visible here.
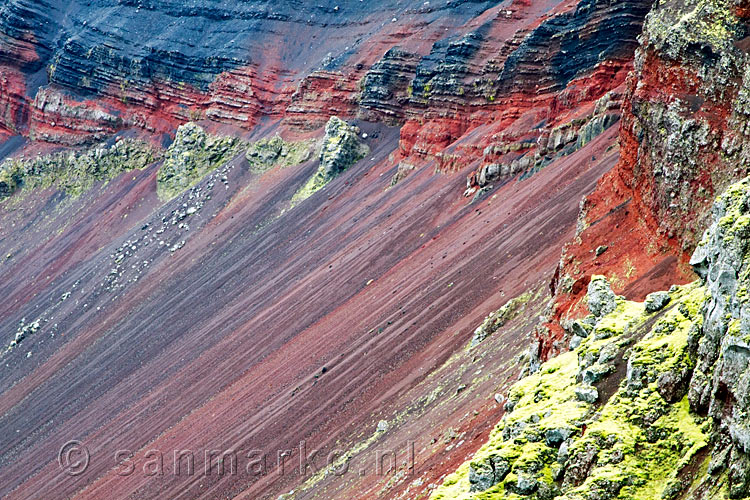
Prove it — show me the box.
[0,138,160,200]
[645,0,739,59]
[246,135,314,174]
[291,117,368,204]
[157,123,313,200]
[470,291,534,348]
[156,122,244,199]
[562,287,708,500]
[430,283,709,500]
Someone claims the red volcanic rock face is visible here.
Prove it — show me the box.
[284,70,362,131]
[0,0,688,499]
[0,66,27,135]
[545,0,750,358]
[0,0,652,146]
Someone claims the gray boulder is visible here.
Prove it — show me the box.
[468,455,510,492]
[581,363,613,384]
[644,291,671,313]
[569,335,585,350]
[545,427,575,447]
[575,384,599,403]
[587,276,617,318]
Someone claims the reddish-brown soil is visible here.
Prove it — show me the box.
[0,123,618,499]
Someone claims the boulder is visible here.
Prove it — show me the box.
[587,276,617,318]
[656,369,689,403]
[575,384,599,403]
[468,455,510,492]
[545,427,575,447]
[644,291,671,313]
[581,363,613,384]
[293,116,369,201]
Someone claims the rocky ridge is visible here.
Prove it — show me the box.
[292,116,368,202]
[0,138,159,198]
[434,175,750,499]
[432,278,708,500]
[548,0,750,356]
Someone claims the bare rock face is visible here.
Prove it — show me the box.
[0,0,503,141]
[689,177,750,497]
[359,47,420,124]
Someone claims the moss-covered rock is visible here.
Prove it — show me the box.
[687,176,750,497]
[644,0,740,61]
[435,176,750,500]
[470,291,533,348]
[245,135,313,174]
[156,122,243,199]
[430,284,709,500]
[587,276,619,319]
[292,116,368,203]
[0,138,160,200]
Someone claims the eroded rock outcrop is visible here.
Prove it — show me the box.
[470,291,533,348]
[0,0,509,142]
[156,122,243,199]
[0,138,159,199]
[359,47,420,125]
[688,177,750,497]
[292,116,368,202]
[245,135,313,174]
[549,0,750,354]
[432,280,710,500]
[397,0,651,176]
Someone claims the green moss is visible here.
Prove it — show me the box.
[157,123,313,200]
[470,291,534,348]
[0,138,160,200]
[430,348,586,500]
[591,299,645,339]
[430,283,709,500]
[645,0,739,59]
[245,135,313,174]
[291,117,368,204]
[156,122,243,199]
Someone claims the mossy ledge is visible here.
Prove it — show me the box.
[156,122,244,200]
[246,135,313,174]
[292,116,368,203]
[157,122,314,200]
[470,290,535,349]
[434,175,750,500]
[0,138,160,200]
[431,281,709,500]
